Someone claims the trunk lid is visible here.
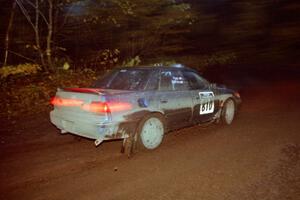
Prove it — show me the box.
[51,88,135,119]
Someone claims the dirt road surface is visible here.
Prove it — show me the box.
[1,66,299,200]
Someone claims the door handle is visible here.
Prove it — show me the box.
[160,99,168,103]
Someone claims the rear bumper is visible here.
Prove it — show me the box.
[50,110,121,140]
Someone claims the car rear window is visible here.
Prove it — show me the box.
[93,68,151,90]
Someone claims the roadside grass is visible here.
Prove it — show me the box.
[0,67,97,119]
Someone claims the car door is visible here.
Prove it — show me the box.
[182,70,220,123]
[156,69,193,130]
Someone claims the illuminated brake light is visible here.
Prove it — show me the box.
[50,97,60,105]
[109,102,132,112]
[81,101,132,114]
[82,102,110,114]
[50,97,83,106]
[50,97,132,114]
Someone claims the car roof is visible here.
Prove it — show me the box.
[118,64,195,72]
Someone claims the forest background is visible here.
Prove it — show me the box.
[0,0,299,118]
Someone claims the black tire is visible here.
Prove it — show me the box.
[220,98,236,125]
[135,113,165,151]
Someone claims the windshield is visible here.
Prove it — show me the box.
[93,68,151,90]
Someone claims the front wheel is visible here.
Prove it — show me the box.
[220,98,236,125]
[136,114,165,150]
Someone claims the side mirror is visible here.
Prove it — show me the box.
[210,83,217,89]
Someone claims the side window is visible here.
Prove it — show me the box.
[145,70,159,90]
[182,71,208,90]
[159,69,189,91]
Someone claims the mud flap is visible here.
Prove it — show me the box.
[214,108,222,124]
[94,135,105,146]
[121,133,136,158]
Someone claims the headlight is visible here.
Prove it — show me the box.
[234,92,240,98]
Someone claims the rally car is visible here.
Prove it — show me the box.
[50,64,241,155]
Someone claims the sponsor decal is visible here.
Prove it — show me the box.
[199,92,214,114]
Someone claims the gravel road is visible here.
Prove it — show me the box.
[1,66,299,200]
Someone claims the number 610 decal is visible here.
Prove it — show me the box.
[199,92,214,115]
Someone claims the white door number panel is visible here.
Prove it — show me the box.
[199,92,214,115]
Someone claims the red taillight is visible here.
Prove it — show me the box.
[82,102,110,114]
[51,97,132,114]
[82,101,132,114]
[50,97,83,106]
[50,96,59,105]
[108,102,132,112]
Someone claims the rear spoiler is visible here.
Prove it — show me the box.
[59,88,103,95]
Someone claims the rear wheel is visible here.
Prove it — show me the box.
[221,98,236,125]
[136,114,165,150]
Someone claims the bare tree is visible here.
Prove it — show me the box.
[34,0,46,68]
[3,0,17,67]
[46,0,53,69]
[16,0,54,71]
